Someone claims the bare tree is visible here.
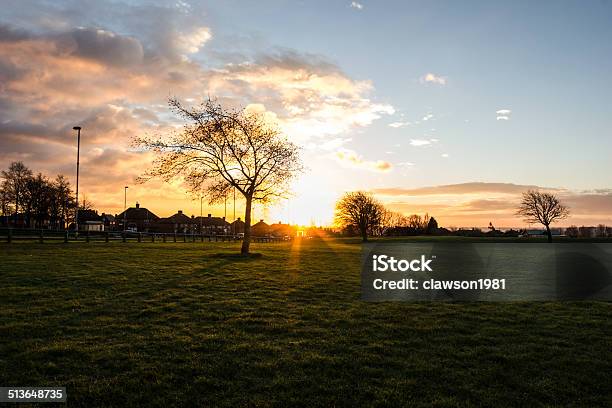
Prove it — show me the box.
[137,98,302,255]
[1,162,33,221]
[516,190,569,242]
[335,191,384,242]
[377,209,409,236]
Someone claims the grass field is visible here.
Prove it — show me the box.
[1,239,611,407]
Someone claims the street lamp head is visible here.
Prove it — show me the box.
[73,126,81,131]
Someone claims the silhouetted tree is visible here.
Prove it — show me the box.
[137,98,302,255]
[0,162,76,229]
[51,175,75,229]
[335,191,384,242]
[516,190,569,242]
[565,225,579,238]
[407,214,422,230]
[1,162,33,221]
[378,209,408,235]
[425,216,438,234]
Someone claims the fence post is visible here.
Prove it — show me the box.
[105,231,109,243]
[39,229,44,244]
[183,233,186,243]
[122,231,126,243]
[201,234,204,243]
[163,234,166,243]
[152,234,155,243]
[85,230,90,243]
[138,233,142,243]
[8,228,12,243]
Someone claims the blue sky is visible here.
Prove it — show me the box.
[1,0,611,226]
[203,0,612,188]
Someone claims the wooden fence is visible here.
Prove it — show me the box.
[0,228,288,244]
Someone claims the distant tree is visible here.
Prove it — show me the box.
[596,224,607,238]
[335,191,384,242]
[420,213,430,230]
[578,226,594,238]
[564,225,579,238]
[488,222,496,232]
[378,209,408,235]
[24,173,54,228]
[407,214,422,230]
[0,163,76,229]
[137,98,302,255]
[79,196,95,211]
[1,161,33,220]
[51,175,75,229]
[425,216,438,234]
[516,190,569,242]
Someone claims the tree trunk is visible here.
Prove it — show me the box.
[241,195,253,255]
[545,224,552,243]
[361,226,368,242]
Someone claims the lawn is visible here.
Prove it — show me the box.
[0,239,610,407]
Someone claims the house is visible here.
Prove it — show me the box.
[231,217,245,234]
[152,210,194,233]
[251,219,270,236]
[101,213,116,231]
[194,214,230,235]
[76,209,104,231]
[115,202,159,232]
[270,222,296,238]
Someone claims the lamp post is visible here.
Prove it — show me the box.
[124,186,128,231]
[73,126,81,235]
[200,196,203,233]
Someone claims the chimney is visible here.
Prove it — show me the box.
[260,219,264,222]
[208,214,211,218]
[222,216,225,221]
[178,210,183,214]
[136,202,140,209]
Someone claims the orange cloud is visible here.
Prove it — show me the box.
[335,149,392,172]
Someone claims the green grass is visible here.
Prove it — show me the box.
[0,239,610,407]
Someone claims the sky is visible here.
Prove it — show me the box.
[1,0,611,227]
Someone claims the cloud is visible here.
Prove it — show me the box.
[374,182,563,196]
[174,26,212,55]
[0,2,394,216]
[208,50,394,142]
[68,28,145,67]
[409,139,437,147]
[318,137,352,151]
[422,113,434,121]
[496,109,512,121]
[374,182,612,227]
[397,161,415,167]
[420,73,447,85]
[388,121,411,128]
[350,2,364,10]
[441,153,449,158]
[335,149,392,172]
